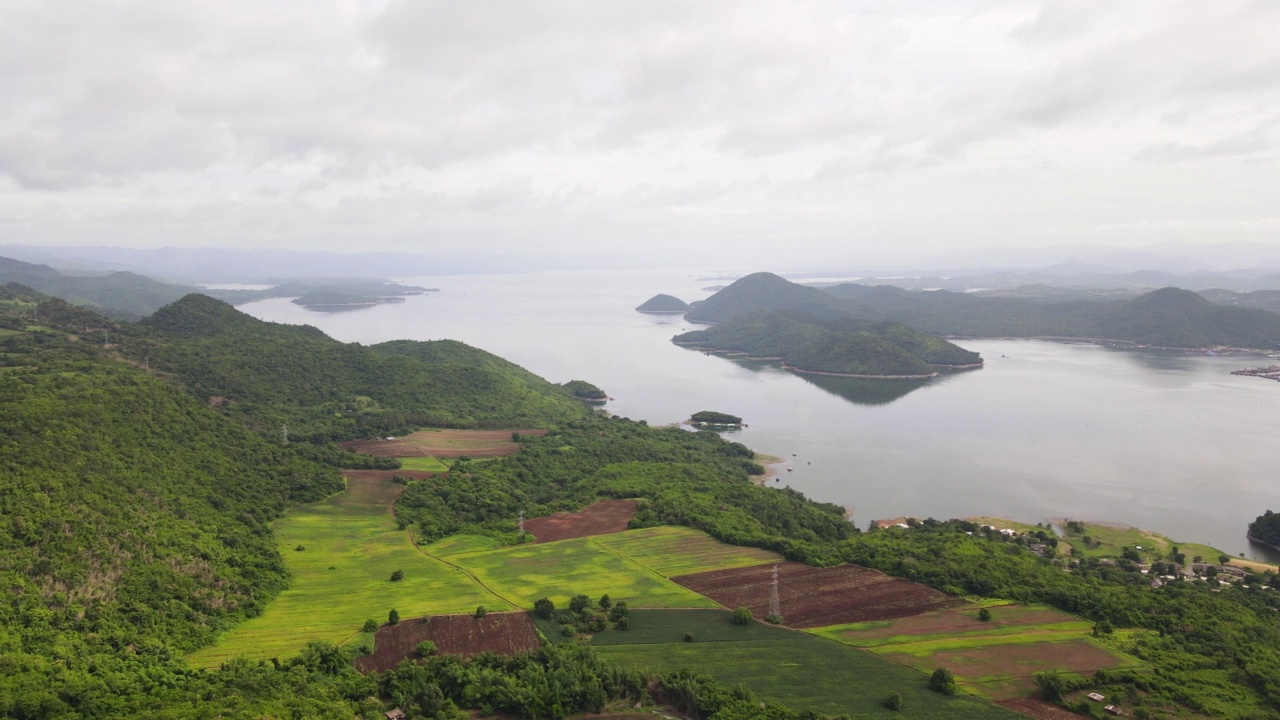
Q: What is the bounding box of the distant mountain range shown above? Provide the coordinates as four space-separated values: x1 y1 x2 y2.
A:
688 272 1280 350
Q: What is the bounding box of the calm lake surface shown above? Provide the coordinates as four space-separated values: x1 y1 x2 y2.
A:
242 270 1280 560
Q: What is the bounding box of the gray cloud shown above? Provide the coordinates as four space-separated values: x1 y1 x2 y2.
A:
0 1 1277 266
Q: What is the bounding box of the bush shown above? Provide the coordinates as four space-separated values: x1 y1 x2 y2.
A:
929 668 955 695
390 569 404 581
978 607 991 621
534 597 556 619
883 692 902 711
733 607 753 625
599 594 612 610
684 632 695 643
295 544 305 551
388 609 400 625
561 625 575 637
416 640 437 657
569 594 591 613
474 606 487 618
361 619 379 633
766 614 783 624
615 617 630 630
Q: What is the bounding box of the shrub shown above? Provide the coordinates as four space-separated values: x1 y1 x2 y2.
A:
569 594 590 613
733 607 753 625
416 640 437 657
294 544 305 551
766 614 783 625
978 607 992 621
929 668 956 695
388 609 400 625
599 594 612 610
684 632 695 643
883 692 902 711
390 569 404 582
474 606 487 618
361 619 379 633
561 625 575 637
615 617 630 630
534 597 556 619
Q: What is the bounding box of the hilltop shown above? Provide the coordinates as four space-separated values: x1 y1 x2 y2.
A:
636 293 690 313
0 254 195 318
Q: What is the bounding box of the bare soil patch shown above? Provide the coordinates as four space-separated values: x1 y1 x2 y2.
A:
341 429 547 458
334 473 406 505
842 604 1081 641
672 562 963 628
355 612 541 673
524 499 639 544
997 698 1089 720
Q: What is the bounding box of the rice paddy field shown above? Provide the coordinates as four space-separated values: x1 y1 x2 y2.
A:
448 537 720 610
186 476 505 668
812 604 1143 700
593 526 783 576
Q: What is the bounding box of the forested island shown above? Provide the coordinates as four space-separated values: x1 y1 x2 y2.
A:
675 308 981 378
1249 511 1280 551
686 272 1280 350
690 410 743 427
292 289 409 311
636 293 690 313
6 284 1280 719
561 379 609 402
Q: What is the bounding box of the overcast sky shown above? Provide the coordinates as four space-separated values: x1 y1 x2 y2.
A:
2 1 1278 269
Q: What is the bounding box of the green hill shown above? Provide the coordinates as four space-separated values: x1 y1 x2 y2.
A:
684 271 849 323
636 293 690 313
674 309 980 377
140 294 590 440
0 255 195 318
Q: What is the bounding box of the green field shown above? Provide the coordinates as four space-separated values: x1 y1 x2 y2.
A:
590 608 794 645
449 537 720 610
813 604 1141 700
0 328 23 337
420 533 505 557
593 620 1022 719
592 526 782 577
397 456 450 472
187 477 505 668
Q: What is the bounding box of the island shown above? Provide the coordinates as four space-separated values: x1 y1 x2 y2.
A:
1248 510 1280 552
1232 365 1280 382
291 290 408 311
561 379 608 403
636 293 690 314
689 410 743 427
674 309 981 378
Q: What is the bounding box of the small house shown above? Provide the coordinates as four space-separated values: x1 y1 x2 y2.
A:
385 710 406 720
1104 705 1123 715
1086 692 1106 702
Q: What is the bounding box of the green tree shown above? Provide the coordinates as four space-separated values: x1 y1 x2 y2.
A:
474 606 487 618
534 597 556 619
929 668 956 695
390 569 404 581
416 640 437 657
389 608 400 625
569 594 591 613
883 692 902 710
978 607 992 621
361 619 379 633
599 594 612 610
733 607 753 625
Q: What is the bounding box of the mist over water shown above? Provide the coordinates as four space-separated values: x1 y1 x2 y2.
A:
242 270 1280 560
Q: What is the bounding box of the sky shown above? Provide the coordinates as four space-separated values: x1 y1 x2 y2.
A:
2 0 1279 270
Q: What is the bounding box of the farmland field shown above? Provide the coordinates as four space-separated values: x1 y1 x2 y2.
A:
186 475 505 668
673 561 963 628
342 468 439 482
355 612 540 673
589 608 794 645
523 499 638 543
594 526 782 576
341 428 547 458
814 604 1141 700
396 455 450 472
449 537 720 610
592 618 1023 719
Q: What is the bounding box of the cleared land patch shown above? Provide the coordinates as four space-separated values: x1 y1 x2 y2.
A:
340 428 547 458
593 526 783 577
593 624 1022 719
673 561 963 628
449 537 719 610
342 468 439 482
524 499 639 543
186 475 504 668
815 604 1139 701
355 612 540 673
396 456 451 472
997 698 1091 720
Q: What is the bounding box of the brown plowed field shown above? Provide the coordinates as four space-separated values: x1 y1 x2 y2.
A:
340 429 547 458
341 469 439 482
672 562 963 628
997 698 1089 720
524 499 639 543
355 612 541 673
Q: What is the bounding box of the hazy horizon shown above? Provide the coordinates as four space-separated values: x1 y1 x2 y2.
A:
2 2 1278 270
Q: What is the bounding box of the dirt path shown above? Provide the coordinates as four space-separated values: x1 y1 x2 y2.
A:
408 528 518 609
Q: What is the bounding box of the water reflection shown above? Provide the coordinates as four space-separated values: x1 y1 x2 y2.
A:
796 373 933 406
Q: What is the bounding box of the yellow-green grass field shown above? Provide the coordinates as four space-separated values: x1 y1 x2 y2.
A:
592 526 782 577
448 537 721 610
420 534 506 557
187 476 504 668
812 604 1142 700
592 618 1023 719
396 456 450 472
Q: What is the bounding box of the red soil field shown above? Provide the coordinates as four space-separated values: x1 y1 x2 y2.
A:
839 604 1079 641
997 698 1090 720
340 429 547 458
523 499 639 544
355 612 541 673
671 562 963 628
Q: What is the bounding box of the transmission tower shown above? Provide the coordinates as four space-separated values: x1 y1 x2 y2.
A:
768 564 781 619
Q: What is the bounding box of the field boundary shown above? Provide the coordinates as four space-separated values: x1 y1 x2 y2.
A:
409 527 520 608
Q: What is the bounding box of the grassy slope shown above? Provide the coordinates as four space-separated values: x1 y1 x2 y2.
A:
593 526 783 577
447 537 721 610
187 476 504 668
397 456 450 471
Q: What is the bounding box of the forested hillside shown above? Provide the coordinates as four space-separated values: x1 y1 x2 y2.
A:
0 255 194 319
673 309 980 376
137 294 591 440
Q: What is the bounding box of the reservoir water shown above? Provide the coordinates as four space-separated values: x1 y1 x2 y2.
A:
242 270 1280 560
